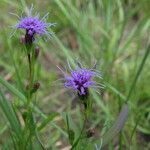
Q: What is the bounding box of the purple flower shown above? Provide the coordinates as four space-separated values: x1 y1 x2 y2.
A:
63 62 102 97
15 6 55 44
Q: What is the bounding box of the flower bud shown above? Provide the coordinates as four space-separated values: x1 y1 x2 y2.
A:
31 82 40 94
33 82 40 90
86 128 95 138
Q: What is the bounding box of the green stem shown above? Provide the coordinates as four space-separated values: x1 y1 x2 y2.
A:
126 43 150 102
119 131 122 150
27 54 32 100
129 115 141 150
26 48 35 149
118 97 122 150
28 54 31 83
71 105 88 150
71 119 86 150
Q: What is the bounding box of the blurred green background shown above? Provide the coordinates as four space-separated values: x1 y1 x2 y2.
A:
0 0 150 149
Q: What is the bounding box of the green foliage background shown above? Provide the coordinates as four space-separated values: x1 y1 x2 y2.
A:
0 0 150 149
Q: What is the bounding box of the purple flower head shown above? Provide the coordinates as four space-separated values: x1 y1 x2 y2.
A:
62 61 103 98
15 6 55 44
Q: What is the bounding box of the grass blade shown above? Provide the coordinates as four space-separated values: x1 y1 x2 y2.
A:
0 90 22 138
0 76 26 101
126 43 150 102
37 112 59 131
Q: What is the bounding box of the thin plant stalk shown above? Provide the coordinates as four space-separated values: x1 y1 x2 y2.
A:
71 98 91 150
71 114 87 150
25 45 36 149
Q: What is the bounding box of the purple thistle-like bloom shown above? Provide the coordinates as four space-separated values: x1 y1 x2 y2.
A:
64 62 102 97
15 6 55 44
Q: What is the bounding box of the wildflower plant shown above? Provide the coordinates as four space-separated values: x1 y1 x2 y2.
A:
4 6 55 149
59 61 104 149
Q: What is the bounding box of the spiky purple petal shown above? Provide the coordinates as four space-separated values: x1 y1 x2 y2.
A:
64 68 98 96
15 8 55 44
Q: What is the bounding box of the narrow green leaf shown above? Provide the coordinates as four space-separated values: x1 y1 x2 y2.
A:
0 90 22 138
37 112 59 131
66 114 75 145
0 75 26 101
68 129 75 145
101 103 129 147
105 82 126 101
